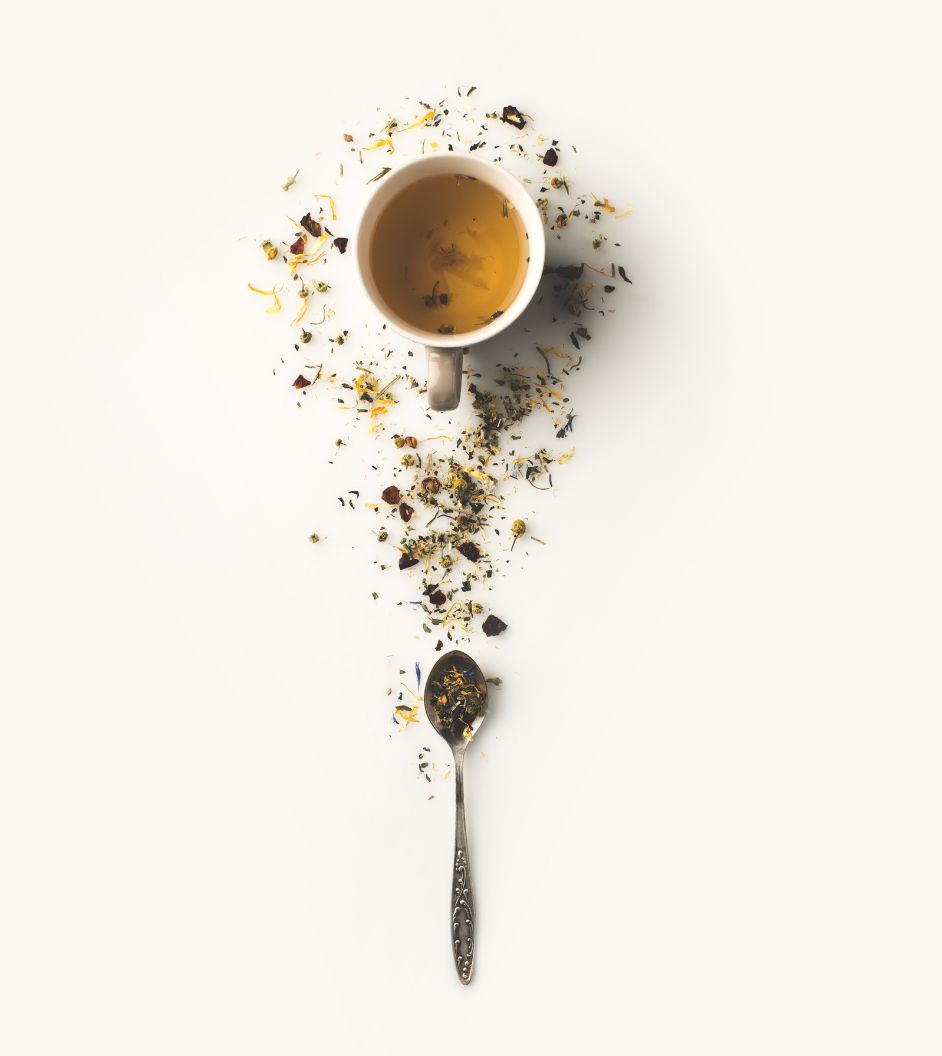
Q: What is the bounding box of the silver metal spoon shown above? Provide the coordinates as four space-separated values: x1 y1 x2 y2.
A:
424 649 489 984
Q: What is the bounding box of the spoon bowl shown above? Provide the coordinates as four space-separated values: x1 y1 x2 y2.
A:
424 649 489 750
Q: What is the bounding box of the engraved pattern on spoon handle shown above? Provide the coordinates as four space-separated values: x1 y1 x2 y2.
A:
452 752 474 984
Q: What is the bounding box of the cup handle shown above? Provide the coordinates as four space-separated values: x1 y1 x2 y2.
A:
426 347 464 411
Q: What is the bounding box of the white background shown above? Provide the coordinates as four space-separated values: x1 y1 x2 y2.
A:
2 1 941 1053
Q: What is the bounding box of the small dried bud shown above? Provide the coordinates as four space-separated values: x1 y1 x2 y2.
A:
401 453 416 467
421 476 442 494
470 602 483 614
511 519 526 538
308 533 320 543
299 330 312 344
393 435 406 448
261 240 278 260
439 554 453 568
377 529 388 542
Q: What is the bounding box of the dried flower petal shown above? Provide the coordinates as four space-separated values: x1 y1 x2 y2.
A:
289 234 306 255
399 502 415 522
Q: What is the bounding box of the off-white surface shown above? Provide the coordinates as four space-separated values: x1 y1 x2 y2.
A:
2 2 941 1054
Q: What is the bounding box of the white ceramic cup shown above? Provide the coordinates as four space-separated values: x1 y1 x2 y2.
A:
354 155 546 411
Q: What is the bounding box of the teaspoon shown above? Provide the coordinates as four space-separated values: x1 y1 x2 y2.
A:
424 649 489 984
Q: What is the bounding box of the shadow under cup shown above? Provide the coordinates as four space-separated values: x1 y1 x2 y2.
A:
355 155 546 411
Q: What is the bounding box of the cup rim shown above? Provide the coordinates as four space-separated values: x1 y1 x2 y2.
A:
353 154 546 348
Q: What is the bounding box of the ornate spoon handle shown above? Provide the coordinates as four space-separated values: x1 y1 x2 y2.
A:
451 750 474 984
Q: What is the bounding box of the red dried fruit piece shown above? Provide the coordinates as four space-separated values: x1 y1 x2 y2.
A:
333 237 349 254
421 476 442 494
457 541 480 562
542 147 558 166
399 503 415 522
429 590 447 607
289 234 306 254
300 213 322 237
343 133 354 142
382 486 401 504
501 105 526 129
292 375 311 389
399 554 419 570
482 614 507 637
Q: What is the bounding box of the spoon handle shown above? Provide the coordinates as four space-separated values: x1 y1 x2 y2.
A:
452 750 474 984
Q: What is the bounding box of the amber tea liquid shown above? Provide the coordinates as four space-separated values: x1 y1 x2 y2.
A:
370 173 529 336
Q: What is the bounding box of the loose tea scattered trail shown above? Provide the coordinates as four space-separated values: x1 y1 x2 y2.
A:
247 87 632 750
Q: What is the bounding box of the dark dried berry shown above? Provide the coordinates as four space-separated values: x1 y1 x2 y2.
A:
399 554 419 570
501 105 526 129
300 213 321 237
435 639 444 652
457 541 481 562
482 614 508 637
421 476 442 494
399 502 415 522
289 234 306 254
429 590 447 607
333 237 349 254
542 147 558 166
381 485 401 504
292 375 311 389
